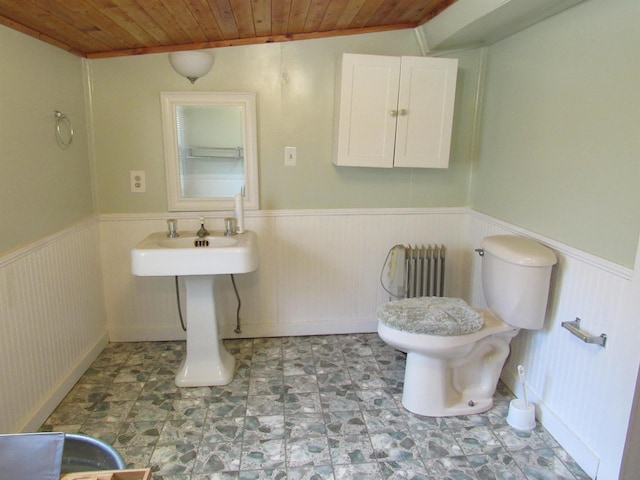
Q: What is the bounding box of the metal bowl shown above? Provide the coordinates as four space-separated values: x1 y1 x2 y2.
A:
61 433 125 473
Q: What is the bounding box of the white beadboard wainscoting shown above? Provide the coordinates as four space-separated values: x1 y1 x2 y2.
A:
3 208 637 479
468 211 637 480
100 208 468 342
0 217 108 433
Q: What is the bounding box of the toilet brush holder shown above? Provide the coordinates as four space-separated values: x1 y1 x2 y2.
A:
507 399 536 431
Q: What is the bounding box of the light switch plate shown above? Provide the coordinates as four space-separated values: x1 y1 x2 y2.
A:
284 147 297 166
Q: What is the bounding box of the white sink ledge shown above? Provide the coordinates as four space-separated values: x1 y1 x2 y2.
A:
131 230 258 276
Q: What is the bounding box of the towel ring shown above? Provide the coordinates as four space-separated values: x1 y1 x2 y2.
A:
54 110 74 148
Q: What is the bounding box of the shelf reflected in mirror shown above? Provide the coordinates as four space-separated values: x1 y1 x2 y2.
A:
161 92 259 211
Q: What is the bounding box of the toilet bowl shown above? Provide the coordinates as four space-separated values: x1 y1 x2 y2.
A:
379 304 518 416
377 235 557 417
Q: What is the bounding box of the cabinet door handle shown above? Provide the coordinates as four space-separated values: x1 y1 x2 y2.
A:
399 109 408 116
391 110 398 117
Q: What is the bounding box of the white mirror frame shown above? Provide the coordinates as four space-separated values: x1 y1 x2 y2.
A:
161 91 259 211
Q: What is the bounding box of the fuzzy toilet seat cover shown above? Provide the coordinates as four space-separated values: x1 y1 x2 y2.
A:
377 297 484 336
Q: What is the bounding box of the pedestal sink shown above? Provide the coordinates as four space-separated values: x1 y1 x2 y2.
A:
131 230 258 387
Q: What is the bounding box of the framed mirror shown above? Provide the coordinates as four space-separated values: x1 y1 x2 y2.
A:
161 92 259 211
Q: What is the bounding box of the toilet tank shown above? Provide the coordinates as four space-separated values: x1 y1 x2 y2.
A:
481 235 557 330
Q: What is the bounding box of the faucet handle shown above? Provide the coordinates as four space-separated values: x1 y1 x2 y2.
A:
224 217 237 236
166 218 179 238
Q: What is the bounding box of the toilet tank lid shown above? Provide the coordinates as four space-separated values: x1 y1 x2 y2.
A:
481 235 557 266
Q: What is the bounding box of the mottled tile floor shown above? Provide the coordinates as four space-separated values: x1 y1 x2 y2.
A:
41 334 591 479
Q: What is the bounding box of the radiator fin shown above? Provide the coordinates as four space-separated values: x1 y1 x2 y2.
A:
404 244 446 298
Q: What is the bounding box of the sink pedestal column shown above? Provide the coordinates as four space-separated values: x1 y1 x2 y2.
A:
175 275 235 387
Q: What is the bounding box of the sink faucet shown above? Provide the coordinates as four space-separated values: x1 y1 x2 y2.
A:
196 217 209 238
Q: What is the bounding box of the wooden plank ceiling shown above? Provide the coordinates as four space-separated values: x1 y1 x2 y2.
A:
0 0 456 58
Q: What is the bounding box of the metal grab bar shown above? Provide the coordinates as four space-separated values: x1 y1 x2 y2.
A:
561 318 607 347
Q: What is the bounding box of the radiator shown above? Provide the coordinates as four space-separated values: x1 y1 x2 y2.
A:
387 244 445 298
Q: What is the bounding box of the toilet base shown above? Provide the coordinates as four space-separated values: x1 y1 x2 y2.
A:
402 382 494 416
399 327 517 417
402 396 494 417
401 351 494 417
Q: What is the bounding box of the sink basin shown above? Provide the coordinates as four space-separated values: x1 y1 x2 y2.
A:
131 230 258 276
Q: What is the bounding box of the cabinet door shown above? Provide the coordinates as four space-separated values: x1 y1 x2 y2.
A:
333 54 400 168
393 56 458 168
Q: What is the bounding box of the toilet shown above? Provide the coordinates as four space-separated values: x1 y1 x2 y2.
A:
377 235 557 417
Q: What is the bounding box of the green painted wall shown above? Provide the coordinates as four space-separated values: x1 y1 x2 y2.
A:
90 31 479 213
4 0 635 267
471 0 640 267
0 25 93 254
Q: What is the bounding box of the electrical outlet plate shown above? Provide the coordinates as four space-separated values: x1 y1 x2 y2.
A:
130 170 146 192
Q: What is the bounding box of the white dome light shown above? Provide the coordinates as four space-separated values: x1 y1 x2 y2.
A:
168 51 214 84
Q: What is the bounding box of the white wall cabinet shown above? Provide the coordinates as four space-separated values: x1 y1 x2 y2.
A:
333 53 458 168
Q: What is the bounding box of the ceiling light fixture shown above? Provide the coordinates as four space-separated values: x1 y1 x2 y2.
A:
168 51 214 84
